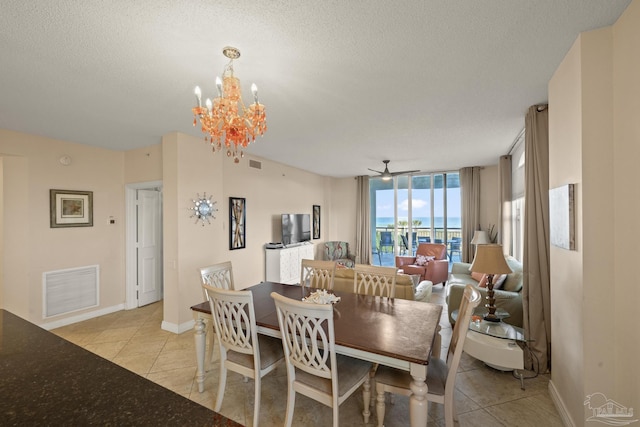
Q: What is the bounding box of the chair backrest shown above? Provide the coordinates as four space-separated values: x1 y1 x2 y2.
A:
199 262 234 300
450 238 462 250
324 241 350 261
415 243 447 260
205 286 260 365
379 231 393 245
445 285 481 388
271 292 337 382
300 259 337 290
400 234 409 251
405 232 417 248
353 264 397 298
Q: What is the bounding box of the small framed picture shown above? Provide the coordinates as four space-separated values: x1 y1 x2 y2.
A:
229 197 246 250
313 205 321 239
50 189 93 228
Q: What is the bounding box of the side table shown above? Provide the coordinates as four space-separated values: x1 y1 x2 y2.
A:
452 309 527 389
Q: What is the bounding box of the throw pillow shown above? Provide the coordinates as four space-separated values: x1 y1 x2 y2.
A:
471 271 484 282
493 274 508 289
415 255 435 266
478 274 508 289
478 274 488 288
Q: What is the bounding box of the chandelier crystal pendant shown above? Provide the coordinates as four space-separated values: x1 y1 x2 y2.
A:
192 46 267 163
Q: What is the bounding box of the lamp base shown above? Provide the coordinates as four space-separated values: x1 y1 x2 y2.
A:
483 313 501 322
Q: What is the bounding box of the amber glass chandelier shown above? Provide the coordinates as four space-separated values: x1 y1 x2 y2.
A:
192 46 267 163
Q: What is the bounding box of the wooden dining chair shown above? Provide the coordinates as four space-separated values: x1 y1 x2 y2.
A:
198 262 235 366
271 292 374 427
300 259 337 290
199 261 235 291
353 264 397 298
374 284 481 427
205 286 285 427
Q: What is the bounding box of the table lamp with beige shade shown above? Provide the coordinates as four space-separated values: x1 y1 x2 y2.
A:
470 230 489 246
470 244 512 322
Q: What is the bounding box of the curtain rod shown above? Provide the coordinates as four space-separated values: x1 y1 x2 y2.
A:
508 127 525 155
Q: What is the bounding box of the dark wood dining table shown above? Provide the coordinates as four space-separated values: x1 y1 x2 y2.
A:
191 281 443 427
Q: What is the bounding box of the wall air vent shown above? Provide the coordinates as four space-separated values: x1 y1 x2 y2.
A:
43 265 99 318
249 159 262 170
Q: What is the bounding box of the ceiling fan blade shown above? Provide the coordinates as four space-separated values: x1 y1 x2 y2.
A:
390 169 420 176
368 168 383 174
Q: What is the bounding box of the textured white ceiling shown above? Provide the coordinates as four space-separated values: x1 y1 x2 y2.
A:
0 0 631 177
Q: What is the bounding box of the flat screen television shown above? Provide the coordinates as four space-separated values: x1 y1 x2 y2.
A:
281 214 311 245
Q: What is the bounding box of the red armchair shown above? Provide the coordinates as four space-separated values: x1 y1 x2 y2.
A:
395 243 449 285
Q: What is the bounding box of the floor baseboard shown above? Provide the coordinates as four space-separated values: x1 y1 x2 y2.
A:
40 304 125 330
549 379 576 427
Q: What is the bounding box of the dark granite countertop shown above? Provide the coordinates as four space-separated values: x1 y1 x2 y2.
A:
0 309 242 426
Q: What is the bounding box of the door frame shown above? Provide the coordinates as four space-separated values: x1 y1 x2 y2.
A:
125 180 163 309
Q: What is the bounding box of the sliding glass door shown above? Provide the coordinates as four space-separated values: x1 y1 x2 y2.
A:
370 172 461 266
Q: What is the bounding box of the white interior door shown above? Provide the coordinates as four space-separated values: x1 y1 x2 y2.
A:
137 189 162 306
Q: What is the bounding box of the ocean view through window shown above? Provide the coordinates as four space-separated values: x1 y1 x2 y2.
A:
370 172 461 266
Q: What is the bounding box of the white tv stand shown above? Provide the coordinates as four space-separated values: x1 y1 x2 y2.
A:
265 242 314 284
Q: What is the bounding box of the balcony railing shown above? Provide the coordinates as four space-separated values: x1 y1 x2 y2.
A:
373 227 463 267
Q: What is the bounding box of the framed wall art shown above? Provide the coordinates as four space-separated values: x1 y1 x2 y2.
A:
50 189 93 228
313 205 321 239
229 197 246 250
549 183 575 250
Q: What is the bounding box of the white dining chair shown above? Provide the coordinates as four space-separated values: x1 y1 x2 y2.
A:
374 284 481 427
300 259 337 290
198 261 235 367
205 286 284 427
271 292 373 427
352 263 398 410
199 261 235 291
353 264 397 298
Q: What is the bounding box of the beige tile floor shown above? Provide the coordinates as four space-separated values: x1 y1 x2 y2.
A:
52 285 563 426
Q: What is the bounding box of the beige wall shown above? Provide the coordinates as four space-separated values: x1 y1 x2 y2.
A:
124 144 163 183
611 0 640 405
1 128 357 330
548 1 640 424
0 129 126 323
548 33 586 425
160 132 358 329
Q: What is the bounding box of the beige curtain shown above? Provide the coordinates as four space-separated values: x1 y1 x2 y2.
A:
459 167 480 263
499 155 512 254
355 176 371 265
523 105 551 373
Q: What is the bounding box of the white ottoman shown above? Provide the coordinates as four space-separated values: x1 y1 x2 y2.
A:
414 280 433 303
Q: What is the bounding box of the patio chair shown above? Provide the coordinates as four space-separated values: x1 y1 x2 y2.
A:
448 237 462 261
406 232 418 255
378 231 394 253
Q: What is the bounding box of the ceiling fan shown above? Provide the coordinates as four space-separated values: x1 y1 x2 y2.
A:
368 160 419 180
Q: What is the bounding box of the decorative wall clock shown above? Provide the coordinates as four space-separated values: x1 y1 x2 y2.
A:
190 193 218 226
